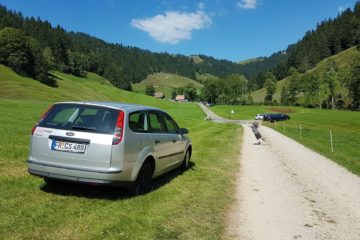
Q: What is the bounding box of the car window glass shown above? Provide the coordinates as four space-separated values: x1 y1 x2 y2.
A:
40 104 117 134
73 108 98 128
52 108 77 124
162 113 179 134
129 111 148 132
149 112 166 133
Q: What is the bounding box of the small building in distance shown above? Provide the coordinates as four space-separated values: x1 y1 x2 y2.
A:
175 95 186 102
154 92 165 99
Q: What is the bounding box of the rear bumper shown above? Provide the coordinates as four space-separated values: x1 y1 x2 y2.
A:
27 159 133 187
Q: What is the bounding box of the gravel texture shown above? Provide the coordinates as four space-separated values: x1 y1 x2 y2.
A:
226 124 360 240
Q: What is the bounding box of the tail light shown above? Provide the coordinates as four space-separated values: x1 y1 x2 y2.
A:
112 110 124 145
31 105 54 135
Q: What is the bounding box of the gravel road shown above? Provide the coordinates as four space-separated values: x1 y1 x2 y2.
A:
197 104 360 240
226 124 360 240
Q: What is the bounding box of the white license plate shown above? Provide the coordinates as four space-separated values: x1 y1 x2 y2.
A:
51 140 86 154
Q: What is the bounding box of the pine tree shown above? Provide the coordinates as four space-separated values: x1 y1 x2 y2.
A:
263 71 277 104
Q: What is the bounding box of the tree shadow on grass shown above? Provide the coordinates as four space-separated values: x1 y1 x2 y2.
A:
40 161 196 200
42 72 61 88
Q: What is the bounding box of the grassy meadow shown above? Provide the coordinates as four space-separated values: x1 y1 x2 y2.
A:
0 65 242 239
211 105 277 120
212 104 360 176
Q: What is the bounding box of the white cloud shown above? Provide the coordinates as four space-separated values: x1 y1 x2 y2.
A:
198 2 205 10
131 11 212 44
237 0 257 9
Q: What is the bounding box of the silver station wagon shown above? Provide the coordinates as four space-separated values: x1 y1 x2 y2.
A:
28 102 192 194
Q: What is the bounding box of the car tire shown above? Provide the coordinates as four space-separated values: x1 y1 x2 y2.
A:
181 149 191 170
129 162 153 196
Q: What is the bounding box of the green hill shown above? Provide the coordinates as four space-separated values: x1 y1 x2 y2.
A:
251 47 359 105
195 72 220 83
251 77 288 103
238 57 263 65
132 72 203 98
190 55 204 64
0 64 170 107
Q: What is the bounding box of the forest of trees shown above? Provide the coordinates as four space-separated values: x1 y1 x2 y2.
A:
287 4 360 73
197 47 292 91
249 2 360 92
200 74 250 105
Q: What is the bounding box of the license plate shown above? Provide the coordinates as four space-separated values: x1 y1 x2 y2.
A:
51 140 86 154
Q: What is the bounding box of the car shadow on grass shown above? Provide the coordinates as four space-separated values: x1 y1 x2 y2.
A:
40 161 196 200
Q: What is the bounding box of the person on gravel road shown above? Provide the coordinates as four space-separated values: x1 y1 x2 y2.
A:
251 121 265 145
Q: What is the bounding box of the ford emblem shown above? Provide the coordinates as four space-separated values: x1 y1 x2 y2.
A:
66 132 75 136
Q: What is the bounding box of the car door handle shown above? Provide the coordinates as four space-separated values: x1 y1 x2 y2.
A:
154 140 160 144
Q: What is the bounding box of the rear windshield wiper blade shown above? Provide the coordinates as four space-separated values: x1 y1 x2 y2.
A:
71 126 97 131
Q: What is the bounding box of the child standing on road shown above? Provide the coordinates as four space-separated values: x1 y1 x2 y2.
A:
251 121 265 144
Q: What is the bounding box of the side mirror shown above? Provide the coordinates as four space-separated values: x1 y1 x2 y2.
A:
178 128 189 135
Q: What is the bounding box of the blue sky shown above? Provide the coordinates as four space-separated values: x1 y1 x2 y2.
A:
0 0 358 61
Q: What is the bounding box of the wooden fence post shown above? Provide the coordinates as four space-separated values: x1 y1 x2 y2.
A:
330 130 334 153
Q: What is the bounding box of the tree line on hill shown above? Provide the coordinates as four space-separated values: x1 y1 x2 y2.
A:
144 74 251 105
251 2 360 110
282 56 360 110
172 74 251 105
197 50 290 90
287 4 360 73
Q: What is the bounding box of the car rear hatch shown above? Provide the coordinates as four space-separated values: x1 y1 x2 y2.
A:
30 103 121 171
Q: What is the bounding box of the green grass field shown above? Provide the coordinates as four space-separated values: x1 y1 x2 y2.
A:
0 65 242 239
211 105 279 120
132 73 203 99
211 104 360 176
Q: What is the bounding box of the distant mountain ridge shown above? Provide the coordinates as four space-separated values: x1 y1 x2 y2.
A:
0 4 289 90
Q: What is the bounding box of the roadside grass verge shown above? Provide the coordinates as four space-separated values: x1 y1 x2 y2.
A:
211 105 279 120
211 105 360 176
0 66 242 239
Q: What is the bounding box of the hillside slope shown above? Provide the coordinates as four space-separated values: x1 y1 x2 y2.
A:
251 47 359 104
0 64 173 108
132 73 203 98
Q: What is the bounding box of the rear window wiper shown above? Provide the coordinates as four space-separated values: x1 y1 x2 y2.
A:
71 126 97 131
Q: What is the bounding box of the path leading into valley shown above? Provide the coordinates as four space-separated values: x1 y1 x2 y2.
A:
199 104 360 240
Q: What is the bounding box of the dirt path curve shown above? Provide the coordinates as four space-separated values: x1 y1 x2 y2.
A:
197 103 250 124
197 104 360 240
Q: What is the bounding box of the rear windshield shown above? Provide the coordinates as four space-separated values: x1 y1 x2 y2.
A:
39 104 119 134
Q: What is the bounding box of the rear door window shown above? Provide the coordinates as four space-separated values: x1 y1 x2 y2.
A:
39 104 118 134
129 111 148 132
148 111 166 133
162 112 179 134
